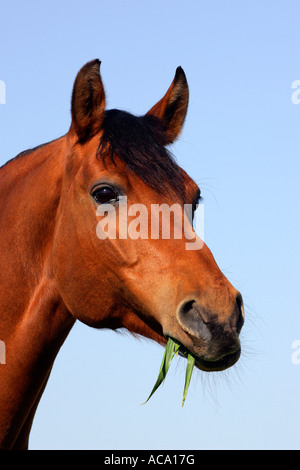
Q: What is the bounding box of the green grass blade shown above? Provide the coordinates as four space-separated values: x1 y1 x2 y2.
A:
143 337 177 404
182 353 195 407
143 338 195 406
174 342 180 356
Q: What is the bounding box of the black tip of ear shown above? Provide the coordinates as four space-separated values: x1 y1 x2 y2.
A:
77 59 101 77
175 66 187 84
93 58 101 67
85 58 101 72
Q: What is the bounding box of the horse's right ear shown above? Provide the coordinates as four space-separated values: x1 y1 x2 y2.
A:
70 59 105 142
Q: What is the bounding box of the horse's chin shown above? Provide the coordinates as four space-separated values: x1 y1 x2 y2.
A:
185 346 240 372
167 338 241 372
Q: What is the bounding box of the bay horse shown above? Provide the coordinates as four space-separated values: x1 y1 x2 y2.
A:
0 60 244 449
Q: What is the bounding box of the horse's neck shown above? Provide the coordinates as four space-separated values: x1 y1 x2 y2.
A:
0 136 67 323
0 136 75 449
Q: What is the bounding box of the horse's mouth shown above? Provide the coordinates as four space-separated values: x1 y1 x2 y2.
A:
129 309 241 372
176 341 241 372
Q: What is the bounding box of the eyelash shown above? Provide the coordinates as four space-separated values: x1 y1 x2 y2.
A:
193 192 202 210
91 186 201 211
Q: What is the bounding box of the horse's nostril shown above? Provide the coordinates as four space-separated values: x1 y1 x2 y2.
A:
235 293 244 334
177 299 211 341
180 299 196 315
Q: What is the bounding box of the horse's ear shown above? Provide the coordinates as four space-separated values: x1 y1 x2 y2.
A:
146 67 189 144
70 59 105 142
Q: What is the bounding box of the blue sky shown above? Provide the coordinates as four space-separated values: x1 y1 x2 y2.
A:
1 0 300 450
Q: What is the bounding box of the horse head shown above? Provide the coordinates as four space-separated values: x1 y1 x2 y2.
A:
52 59 244 372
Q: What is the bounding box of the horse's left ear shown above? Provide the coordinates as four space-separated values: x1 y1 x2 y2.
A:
70 59 105 142
146 67 189 144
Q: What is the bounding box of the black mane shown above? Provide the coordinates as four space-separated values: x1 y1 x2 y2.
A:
98 109 185 199
1 110 186 201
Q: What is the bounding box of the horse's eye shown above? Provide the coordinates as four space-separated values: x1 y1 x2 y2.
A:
92 186 118 204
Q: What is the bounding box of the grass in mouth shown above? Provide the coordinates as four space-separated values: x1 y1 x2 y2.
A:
143 337 195 406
